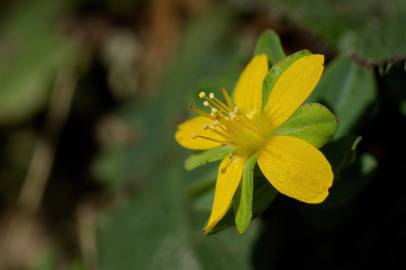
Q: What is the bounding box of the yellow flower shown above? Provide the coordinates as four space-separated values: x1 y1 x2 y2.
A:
175 54 333 233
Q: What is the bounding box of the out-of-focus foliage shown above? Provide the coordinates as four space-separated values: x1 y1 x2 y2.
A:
268 0 406 63
0 1 76 124
310 57 376 137
0 0 405 269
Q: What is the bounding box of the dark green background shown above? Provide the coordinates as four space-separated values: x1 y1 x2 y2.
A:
0 0 405 269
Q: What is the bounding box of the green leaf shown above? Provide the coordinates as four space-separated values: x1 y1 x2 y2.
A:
262 50 311 107
267 0 406 63
322 135 362 173
273 103 337 148
254 30 286 64
184 145 233 171
309 57 376 137
234 155 256 234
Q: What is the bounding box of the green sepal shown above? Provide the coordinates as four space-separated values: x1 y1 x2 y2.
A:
233 155 256 234
254 30 286 65
184 145 233 171
273 103 337 148
262 49 311 107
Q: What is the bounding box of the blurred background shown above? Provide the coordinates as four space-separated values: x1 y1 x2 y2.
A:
0 0 405 269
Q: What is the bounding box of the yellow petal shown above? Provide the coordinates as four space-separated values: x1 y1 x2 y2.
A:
175 116 223 150
257 136 333 203
204 155 245 233
264 54 324 128
233 54 268 117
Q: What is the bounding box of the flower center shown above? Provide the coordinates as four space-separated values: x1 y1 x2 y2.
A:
191 89 268 156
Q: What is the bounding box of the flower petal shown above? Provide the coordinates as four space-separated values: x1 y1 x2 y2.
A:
204 155 245 233
264 54 324 128
175 116 223 150
233 54 268 117
257 136 333 203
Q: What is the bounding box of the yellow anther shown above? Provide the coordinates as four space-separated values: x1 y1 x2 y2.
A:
211 107 218 114
209 92 215 99
199 91 206 98
203 101 210 107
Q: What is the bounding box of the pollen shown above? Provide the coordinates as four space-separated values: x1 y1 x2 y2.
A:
199 91 206 98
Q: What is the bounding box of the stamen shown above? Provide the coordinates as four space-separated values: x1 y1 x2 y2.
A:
193 135 226 144
216 122 228 132
191 88 267 152
208 126 229 138
204 96 229 113
220 87 234 109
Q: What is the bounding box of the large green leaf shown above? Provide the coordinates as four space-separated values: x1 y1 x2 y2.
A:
309 57 376 137
267 0 406 63
274 103 337 148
